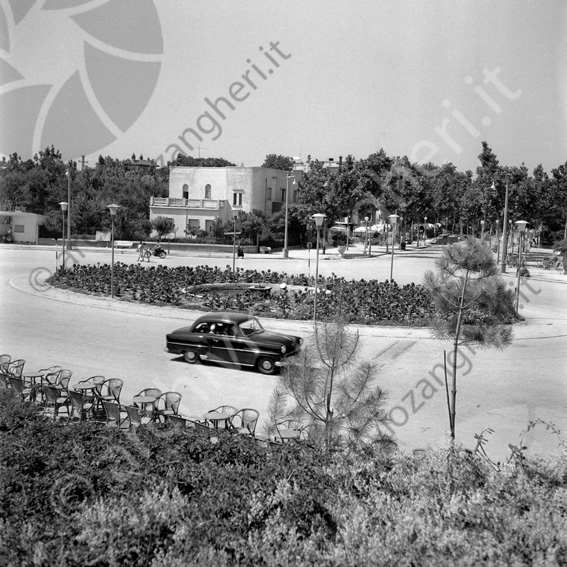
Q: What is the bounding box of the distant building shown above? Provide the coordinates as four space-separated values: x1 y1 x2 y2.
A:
149 166 302 236
0 211 45 244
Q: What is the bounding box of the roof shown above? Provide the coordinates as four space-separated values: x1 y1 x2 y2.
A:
194 312 255 325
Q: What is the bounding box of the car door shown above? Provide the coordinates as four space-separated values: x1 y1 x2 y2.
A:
206 323 243 366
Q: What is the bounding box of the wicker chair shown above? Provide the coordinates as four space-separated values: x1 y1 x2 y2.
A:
7 376 33 402
101 400 129 429
133 387 162 415
42 385 70 421
97 379 123 404
229 408 259 437
4 359 25 379
68 390 95 422
0 355 11 386
125 405 152 428
209 405 238 417
154 392 182 422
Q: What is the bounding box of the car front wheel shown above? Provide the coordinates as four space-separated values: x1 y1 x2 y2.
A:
184 350 199 364
158 251 166 259
257 356 276 375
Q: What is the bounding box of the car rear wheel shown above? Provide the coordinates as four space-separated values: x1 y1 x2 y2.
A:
257 356 276 375
158 251 166 259
184 350 199 364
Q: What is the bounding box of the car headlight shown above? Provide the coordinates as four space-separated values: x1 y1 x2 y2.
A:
281 345 287 354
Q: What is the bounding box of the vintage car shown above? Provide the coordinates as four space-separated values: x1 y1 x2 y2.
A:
165 312 302 375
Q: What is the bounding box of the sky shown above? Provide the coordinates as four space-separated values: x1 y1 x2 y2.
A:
1 0 567 174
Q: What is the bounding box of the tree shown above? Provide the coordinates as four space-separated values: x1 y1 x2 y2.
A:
260 154 294 171
424 238 515 441
168 155 236 167
268 317 393 453
553 239 567 274
151 216 175 240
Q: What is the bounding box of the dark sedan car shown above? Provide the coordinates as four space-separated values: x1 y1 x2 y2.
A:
165 312 302 375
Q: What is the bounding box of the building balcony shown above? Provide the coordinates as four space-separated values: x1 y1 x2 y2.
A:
150 197 223 209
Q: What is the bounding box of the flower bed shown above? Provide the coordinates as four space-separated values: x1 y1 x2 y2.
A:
48 263 437 326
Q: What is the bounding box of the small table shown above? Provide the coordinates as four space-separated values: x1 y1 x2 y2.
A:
203 411 231 429
132 395 158 414
22 371 46 387
278 429 301 442
74 382 98 391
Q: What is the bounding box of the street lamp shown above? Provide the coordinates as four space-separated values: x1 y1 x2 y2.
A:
107 204 120 298
515 220 528 314
424 216 427 245
66 162 72 251
312 213 326 323
480 219 485 241
283 174 295 258
495 219 500 264
364 216 369 256
496 179 511 273
232 209 238 272
59 201 68 269
389 214 399 282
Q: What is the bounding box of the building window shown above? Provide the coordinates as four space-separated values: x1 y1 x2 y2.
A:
205 219 214 232
267 188 272 201
205 184 211 199
182 184 189 199
13 225 24 233
281 188 286 202
186 219 200 234
233 193 243 206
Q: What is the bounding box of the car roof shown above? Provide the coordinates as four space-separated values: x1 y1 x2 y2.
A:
193 312 256 325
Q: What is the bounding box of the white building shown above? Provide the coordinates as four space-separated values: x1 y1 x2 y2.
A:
0 211 45 244
150 166 302 235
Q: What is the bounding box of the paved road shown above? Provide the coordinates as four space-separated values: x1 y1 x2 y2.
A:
1 243 565 461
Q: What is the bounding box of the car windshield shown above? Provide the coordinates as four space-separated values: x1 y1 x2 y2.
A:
238 317 264 336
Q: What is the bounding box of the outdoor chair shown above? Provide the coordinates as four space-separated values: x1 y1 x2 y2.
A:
55 370 73 391
0 354 11 378
23 365 62 387
167 414 188 429
97 379 123 404
68 390 95 422
4 359 25 380
125 405 152 428
229 408 259 437
209 405 238 417
133 387 162 415
101 400 129 429
8 376 33 402
153 392 182 422
42 385 70 421
274 419 305 443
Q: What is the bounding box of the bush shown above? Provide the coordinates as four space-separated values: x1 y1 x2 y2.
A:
1 398 566 565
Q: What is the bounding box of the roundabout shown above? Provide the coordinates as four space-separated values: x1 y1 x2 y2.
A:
2 243 566 462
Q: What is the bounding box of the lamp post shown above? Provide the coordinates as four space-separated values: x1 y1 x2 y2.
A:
389 214 399 282
107 204 120 298
232 210 238 272
424 216 427 245
283 175 295 258
495 219 500 264
515 220 527 313
497 179 511 273
364 216 369 255
480 219 485 241
66 162 72 251
59 201 68 269
312 213 326 323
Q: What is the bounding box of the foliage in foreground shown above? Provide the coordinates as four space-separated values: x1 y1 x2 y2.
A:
1 392 566 567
